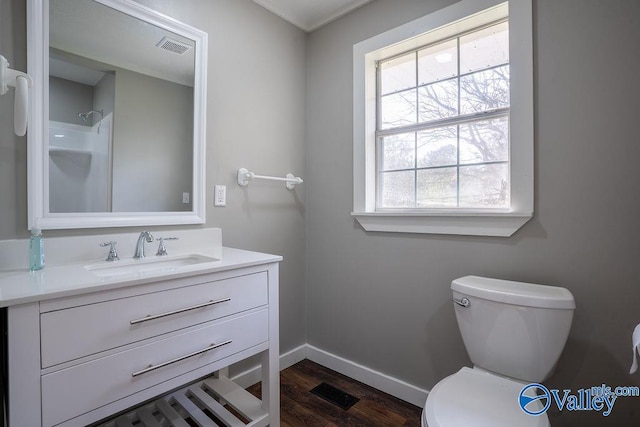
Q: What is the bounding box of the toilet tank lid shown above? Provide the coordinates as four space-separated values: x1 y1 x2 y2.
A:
451 276 575 309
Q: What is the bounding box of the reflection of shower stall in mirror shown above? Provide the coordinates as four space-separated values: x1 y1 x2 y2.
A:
48 113 113 213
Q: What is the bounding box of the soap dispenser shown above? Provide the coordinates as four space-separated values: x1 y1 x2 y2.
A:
29 227 44 271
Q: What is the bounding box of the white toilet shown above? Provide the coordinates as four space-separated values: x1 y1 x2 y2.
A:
422 276 575 427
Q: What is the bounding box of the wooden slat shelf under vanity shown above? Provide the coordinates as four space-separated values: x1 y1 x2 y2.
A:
98 376 269 427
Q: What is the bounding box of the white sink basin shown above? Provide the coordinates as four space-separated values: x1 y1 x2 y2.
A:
85 254 218 278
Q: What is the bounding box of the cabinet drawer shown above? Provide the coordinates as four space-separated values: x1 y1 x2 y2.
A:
41 272 267 368
41 309 268 427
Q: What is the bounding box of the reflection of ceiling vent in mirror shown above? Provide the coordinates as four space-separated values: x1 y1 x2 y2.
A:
156 37 192 55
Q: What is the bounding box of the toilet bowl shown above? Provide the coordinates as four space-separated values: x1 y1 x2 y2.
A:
422 276 575 427
422 367 548 427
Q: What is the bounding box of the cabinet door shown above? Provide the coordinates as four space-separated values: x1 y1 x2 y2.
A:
41 272 267 367
41 309 268 427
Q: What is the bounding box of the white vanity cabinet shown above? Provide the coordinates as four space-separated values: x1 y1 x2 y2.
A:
5 261 280 426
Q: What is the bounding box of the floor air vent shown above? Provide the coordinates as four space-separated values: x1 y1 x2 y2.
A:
310 382 360 410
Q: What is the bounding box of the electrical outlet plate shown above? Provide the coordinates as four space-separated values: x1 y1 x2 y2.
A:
214 185 226 206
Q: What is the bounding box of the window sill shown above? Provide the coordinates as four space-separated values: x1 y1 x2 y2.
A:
351 211 532 237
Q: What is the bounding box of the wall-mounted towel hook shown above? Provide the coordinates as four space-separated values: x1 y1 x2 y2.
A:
237 168 303 190
0 55 33 136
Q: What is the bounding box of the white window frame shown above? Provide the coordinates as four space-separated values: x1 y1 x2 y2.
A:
352 0 533 237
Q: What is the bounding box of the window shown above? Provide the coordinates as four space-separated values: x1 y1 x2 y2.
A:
378 21 510 209
353 0 533 236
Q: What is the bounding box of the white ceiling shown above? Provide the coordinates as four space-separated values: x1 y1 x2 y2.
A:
252 0 374 32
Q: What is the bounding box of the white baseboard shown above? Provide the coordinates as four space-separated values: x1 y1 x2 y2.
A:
306 345 428 407
230 344 428 408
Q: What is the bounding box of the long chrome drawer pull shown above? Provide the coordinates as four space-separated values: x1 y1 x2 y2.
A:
131 340 232 377
130 297 231 325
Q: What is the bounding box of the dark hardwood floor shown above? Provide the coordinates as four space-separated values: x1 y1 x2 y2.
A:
247 359 423 426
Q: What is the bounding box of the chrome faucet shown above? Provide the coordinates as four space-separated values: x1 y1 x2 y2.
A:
133 231 154 259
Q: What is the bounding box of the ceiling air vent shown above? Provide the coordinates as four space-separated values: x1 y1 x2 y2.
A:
156 37 193 55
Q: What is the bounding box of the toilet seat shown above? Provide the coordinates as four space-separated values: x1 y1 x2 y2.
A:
423 367 549 427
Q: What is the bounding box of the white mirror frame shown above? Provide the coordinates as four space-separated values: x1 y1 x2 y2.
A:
27 0 207 230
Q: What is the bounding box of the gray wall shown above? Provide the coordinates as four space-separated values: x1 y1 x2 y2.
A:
306 0 640 425
111 67 193 212
0 0 307 359
49 76 93 125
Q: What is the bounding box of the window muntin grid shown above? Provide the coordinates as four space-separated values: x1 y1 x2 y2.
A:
376 20 510 210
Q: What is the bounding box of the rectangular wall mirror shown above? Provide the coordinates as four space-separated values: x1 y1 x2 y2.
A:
27 0 207 230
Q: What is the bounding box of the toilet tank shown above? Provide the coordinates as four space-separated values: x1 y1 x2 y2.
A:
452 276 575 383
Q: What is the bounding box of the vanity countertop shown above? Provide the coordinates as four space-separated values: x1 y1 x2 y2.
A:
0 228 281 308
0 246 281 308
